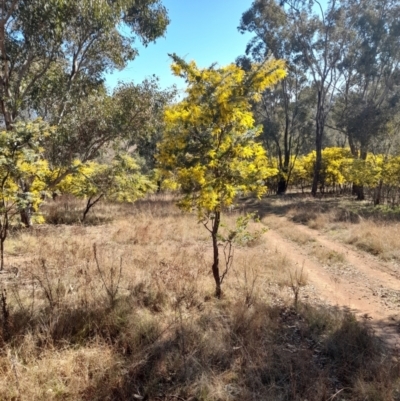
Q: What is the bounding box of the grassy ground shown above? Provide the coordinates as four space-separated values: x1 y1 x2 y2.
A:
0 194 399 400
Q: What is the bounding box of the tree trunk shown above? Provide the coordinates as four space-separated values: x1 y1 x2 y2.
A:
349 138 366 200
211 211 221 298
0 213 8 271
0 236 4 271
312 92 324 197
374 180 383 206
312 136 323 197
277 176 287 195
279 96 290 195
277 150 290 195
352 184 365 200
82 194 104 222
20 207 32 228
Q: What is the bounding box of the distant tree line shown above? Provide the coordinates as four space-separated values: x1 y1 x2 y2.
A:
238 0 400 200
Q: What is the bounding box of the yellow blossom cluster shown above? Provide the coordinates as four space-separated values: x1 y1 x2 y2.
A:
158 57 286 215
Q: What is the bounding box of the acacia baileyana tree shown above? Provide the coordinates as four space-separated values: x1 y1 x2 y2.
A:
158 55 285 297
56 154 155 221
0 119 51 269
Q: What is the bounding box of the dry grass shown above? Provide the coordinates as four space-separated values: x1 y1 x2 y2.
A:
287 205 361 231
344 221 400 261
262 215 315 246
311 246 347 266
0 195 398 400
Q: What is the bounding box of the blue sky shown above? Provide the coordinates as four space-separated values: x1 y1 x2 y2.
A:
105 0 254 93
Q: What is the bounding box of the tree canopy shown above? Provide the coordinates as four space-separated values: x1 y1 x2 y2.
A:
0 0 170 227
239 0 400 196
0 0 169 130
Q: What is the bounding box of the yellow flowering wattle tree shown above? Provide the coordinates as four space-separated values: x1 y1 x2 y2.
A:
56 155 156 221
157 55 286 297
0 120 52 269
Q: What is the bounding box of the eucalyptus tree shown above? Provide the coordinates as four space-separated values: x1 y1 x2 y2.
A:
257 83 314 193
332 0 400 200
239 0 314 193
0 0 169 129
46 78 173 172
241 0 351 196
0 0 170 225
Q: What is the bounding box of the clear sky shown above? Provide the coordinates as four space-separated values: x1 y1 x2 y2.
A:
105 0 254 93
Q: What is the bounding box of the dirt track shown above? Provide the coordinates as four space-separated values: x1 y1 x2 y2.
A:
264 215 400 349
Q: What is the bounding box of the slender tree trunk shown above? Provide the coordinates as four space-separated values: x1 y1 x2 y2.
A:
0 236 4 271
312 134 323 197
352 184 365 201
20 207 32 228
19 185 33 228
312 92 324 197
211 211 221 298
277 175 287 195
277 81 291 195
374 180 383 206
277 150 291 195
82 194 104 222
353 147 368 200
348 135 366 200
0 213 8 271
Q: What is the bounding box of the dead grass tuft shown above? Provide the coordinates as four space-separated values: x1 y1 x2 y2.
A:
312 246 347 266
345 221 400 260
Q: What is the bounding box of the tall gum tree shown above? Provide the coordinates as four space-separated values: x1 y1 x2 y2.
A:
241 0 350 196
157 55 285 298
331 0 400 201
0 0 169 129
0 0 169 226
238 0 314 193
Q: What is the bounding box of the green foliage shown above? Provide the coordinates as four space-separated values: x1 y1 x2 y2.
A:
47 78 173 169
240 0 400 196
0 0 171 223
219 213 267 247
238 0 315 194
0 0 170 129
332 0 400 159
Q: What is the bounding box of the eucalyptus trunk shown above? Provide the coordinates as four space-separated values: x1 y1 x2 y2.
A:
349 137 366 201
312 95 324 197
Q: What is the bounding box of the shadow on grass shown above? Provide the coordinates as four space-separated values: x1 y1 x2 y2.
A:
10 296 392 401
240 195 345 222
2 288 399 400
241 193 400 225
